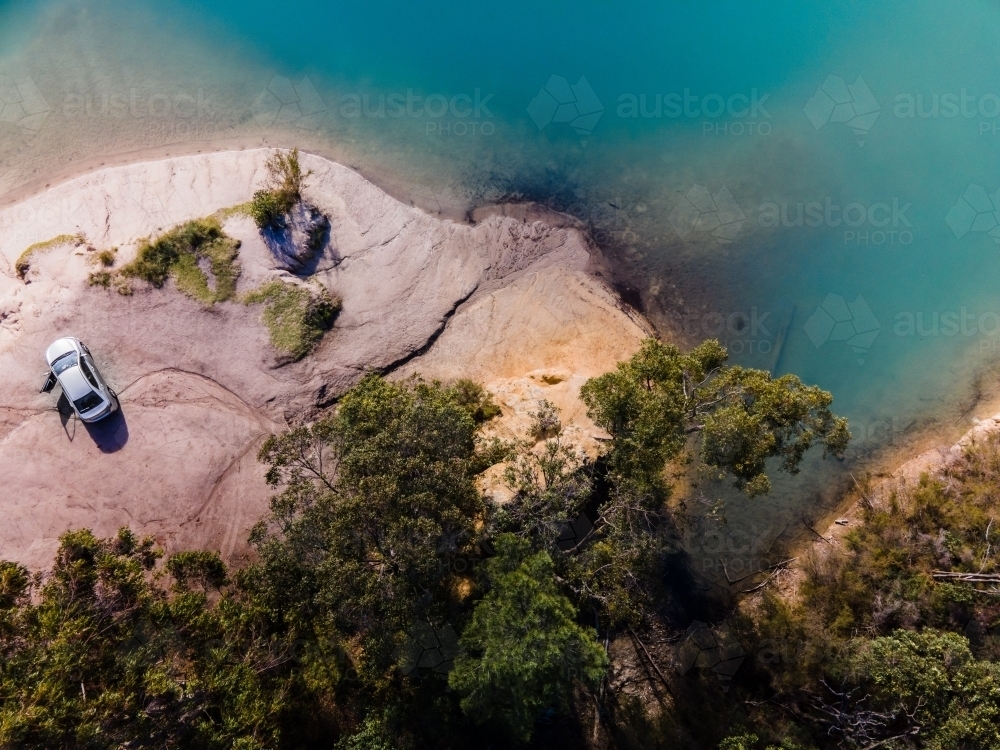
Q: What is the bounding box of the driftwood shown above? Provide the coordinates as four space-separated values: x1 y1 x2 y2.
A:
931 570 1000 582
628 628 674 697
741 558 796 594
807 526 833 544
722 557 797 585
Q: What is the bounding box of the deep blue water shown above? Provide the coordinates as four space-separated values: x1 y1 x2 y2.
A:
4 0 1000 539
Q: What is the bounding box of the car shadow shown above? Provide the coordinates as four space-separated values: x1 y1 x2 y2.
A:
56 392 77 441
84 408 129 453
56 392 129 453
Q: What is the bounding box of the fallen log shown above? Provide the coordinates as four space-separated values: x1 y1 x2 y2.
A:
932 570 1000 582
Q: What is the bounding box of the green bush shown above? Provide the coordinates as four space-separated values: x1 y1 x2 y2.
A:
799 440 1000 642
249 189 289 230
0 528 300 749
119 217 241 303
451 379 501 424
95 247 117 267
243 280 340 360
87 270 113 288
249 149 312 230
832 630 1000 749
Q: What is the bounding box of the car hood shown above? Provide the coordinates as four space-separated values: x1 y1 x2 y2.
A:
58 365 96 402
45 338 79 366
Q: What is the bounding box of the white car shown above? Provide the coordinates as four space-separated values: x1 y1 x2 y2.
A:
42 337 119 423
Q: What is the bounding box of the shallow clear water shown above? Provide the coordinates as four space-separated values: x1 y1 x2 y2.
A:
4 0 1000 557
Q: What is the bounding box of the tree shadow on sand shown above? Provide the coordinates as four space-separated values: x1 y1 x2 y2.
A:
56 392 129 453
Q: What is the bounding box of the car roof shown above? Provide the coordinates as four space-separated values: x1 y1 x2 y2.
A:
45 337 81 365
58 364 97 402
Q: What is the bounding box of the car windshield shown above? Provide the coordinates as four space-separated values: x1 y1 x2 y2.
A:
73 391 104 414
51 351 78 375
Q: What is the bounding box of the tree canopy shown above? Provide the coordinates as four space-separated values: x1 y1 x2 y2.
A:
580 339 850 496
0 340 861 748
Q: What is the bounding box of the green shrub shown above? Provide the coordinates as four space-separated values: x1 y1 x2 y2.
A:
449 535 607 744
249 189 289 230
87 270 113 288
799 443 1000 640
739 433 1000 746
249 149 312 230
243 280 340 359
831 630 1000 749
118 217 240 303
95 247 117 267
451 379 501 423
333 717 395 750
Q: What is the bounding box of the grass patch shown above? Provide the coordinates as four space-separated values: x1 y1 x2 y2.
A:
93 248 117 267
249 149 312 230
88 270 113 288
243 280 340 360
15 233 85 279
214 202 254 221
118 217 241 303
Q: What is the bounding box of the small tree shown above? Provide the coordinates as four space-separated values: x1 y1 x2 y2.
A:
449 535 607 744
493 400 590 548
252 374 505 680
580 338 849 497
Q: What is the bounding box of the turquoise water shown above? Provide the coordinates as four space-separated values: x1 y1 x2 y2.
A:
4 0 1000 549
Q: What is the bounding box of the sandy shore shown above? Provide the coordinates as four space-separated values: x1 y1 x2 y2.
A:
1 134 476 223
0 148 650 569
